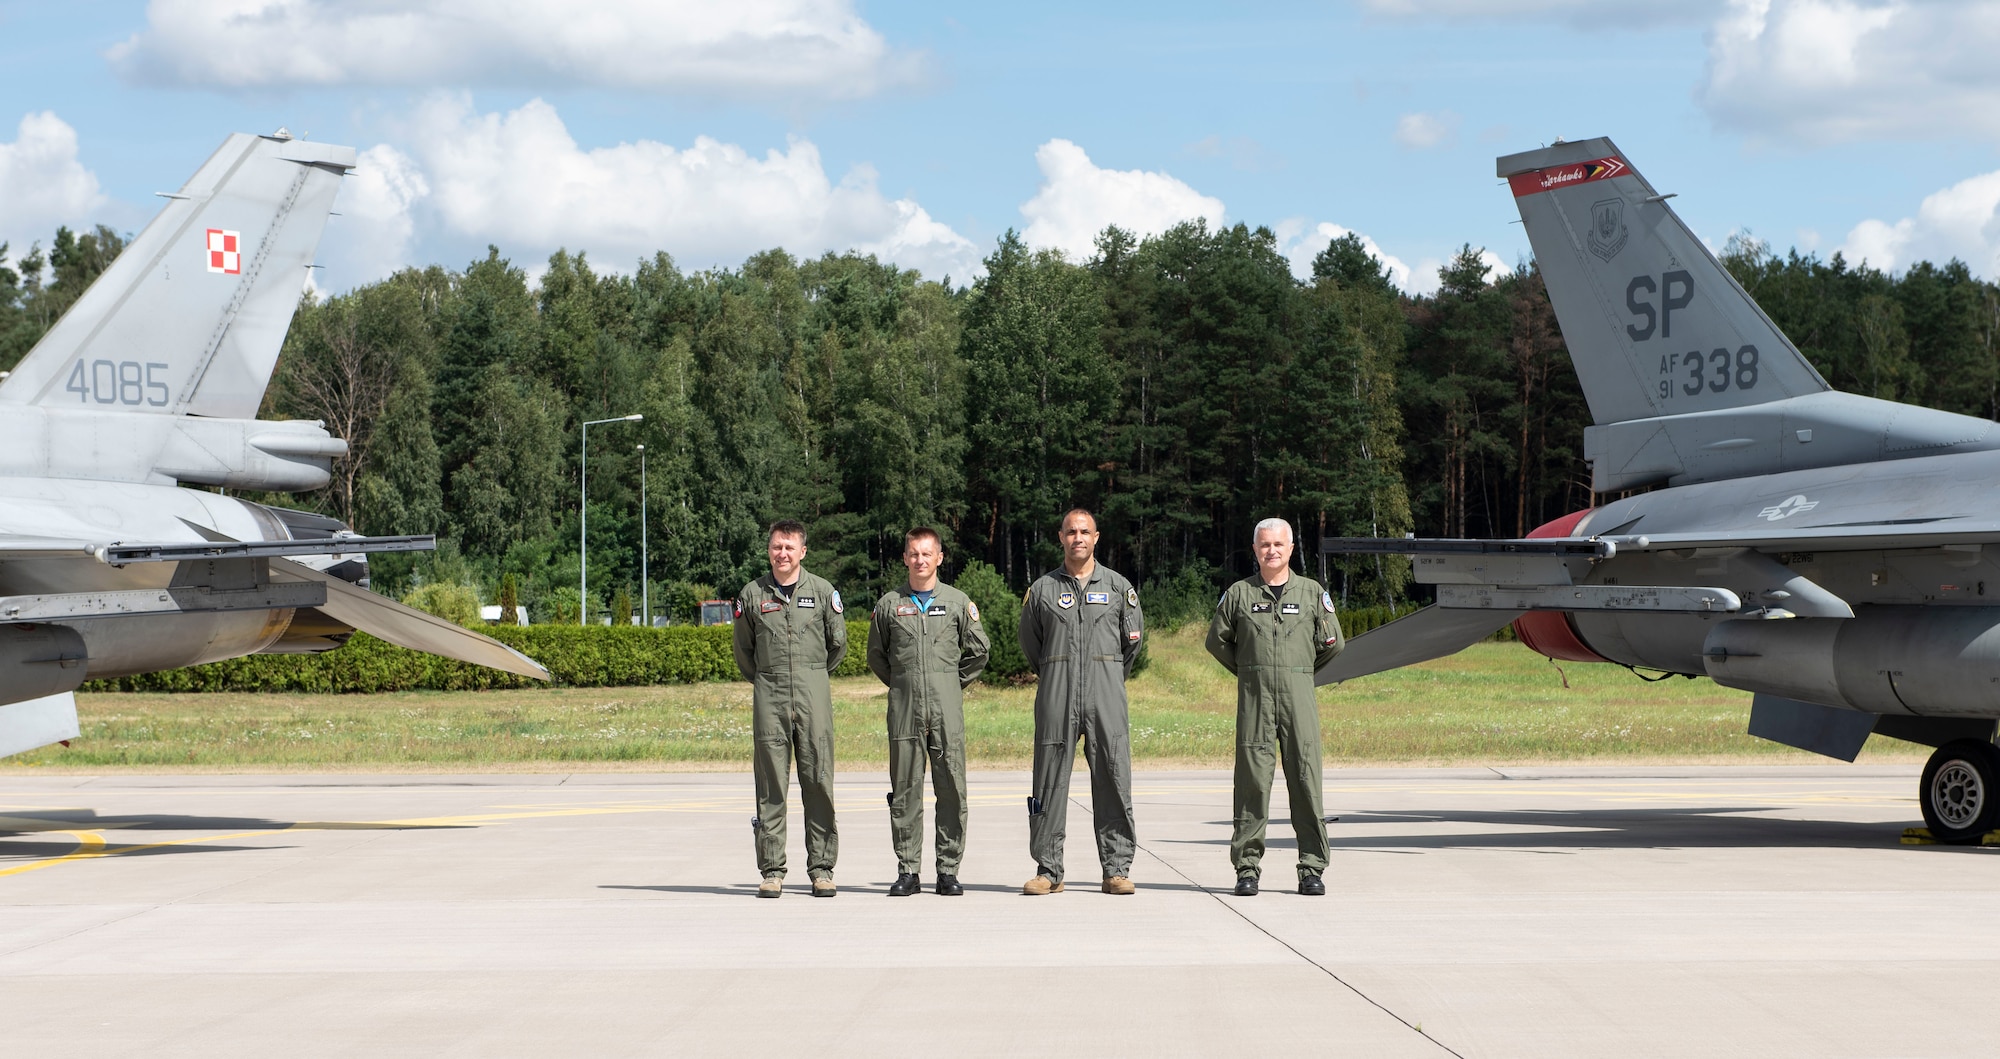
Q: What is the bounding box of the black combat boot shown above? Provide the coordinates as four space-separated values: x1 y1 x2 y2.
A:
934 873 963 896
1298 873 1326 896
888 872 921 897
1233 874 1259 897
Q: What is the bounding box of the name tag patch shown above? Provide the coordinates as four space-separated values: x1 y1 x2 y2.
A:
759 600 783 613
895 604 921 617
927 604 948 616
1086 592 1110 605
1281 603 1301 615
797 597 816 608
1250 602 1272 614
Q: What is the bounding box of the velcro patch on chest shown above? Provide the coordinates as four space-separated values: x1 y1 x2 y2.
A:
759 600 783 613
927 604 948 616
1281 603 1301 615
797 597 816 608
1250 602 1272 614
895 604 921 617
1085 592 1109 605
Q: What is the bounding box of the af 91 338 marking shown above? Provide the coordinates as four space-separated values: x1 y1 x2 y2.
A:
1658 346 1759 400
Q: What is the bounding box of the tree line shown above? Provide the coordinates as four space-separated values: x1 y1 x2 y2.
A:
3 223 1996 624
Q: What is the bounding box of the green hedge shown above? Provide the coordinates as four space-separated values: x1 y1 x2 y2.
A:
83 621 873 693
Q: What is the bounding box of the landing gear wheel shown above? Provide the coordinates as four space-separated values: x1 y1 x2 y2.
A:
1918 739 2000 844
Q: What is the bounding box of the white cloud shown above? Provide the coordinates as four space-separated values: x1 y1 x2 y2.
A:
329 96 976 286
1018 139 1225 260
1393 111 1461 151
1836 169 2000 277
315 144 430 289
1275 219 1508 297
1700 0 2000 144
1276 220 1414 290
1362 0 1717 28
0 112 105 263
108 0 917 99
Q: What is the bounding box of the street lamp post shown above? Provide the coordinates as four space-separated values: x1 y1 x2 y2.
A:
580 413 642 626
637 443 648 628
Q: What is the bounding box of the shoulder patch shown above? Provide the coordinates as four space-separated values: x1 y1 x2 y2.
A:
967 600 981 622
733 600 743 620
1126 586 1139 608
1322 590 1336 613
832 589 844 614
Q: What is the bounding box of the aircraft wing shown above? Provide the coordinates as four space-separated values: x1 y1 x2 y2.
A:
269 558 551 682
0 534 436 562
1315 606 1518 685
1598 521 2000 553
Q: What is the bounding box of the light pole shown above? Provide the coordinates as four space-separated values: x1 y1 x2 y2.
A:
637 442 648 628
580 413 642 626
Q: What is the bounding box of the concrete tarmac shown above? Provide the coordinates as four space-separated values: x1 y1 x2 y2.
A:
1 765 1992 1057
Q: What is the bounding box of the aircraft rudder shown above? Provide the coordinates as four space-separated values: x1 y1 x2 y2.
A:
1499 137 1827 426
0 132 354 421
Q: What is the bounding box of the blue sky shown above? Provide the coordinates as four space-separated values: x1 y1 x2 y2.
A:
5 0 2000 295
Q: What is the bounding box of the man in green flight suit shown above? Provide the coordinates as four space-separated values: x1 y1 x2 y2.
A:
1206 517 1344 896
866 527 991 897
1018 508 1145 896
734 518 848 898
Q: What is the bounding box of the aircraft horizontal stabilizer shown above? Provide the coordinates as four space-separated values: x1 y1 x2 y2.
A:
1315 606 1517 685
0 693 80 759
0 533 436 564
271 558 550 681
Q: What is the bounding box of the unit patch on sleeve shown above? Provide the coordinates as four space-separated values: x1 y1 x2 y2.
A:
1322 591 1336 613
967 600 981 622
832 590 844 614
1127 587 1139 607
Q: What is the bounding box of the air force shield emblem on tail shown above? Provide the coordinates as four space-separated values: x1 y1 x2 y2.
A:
1588 198 1627 261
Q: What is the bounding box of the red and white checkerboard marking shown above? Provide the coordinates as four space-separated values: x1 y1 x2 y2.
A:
206 228 241 274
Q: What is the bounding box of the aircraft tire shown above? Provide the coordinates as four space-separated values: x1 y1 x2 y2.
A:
1918 739 2000 844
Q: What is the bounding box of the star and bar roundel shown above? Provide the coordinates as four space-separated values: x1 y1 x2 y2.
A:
205 228 242 275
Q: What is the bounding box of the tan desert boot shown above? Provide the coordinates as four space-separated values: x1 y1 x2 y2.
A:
1101 876 1136 895
1021 874 1064 895
757 876 783 898
811 876 837 898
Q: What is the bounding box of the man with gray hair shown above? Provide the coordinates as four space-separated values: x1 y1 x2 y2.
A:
1204 517 1344 896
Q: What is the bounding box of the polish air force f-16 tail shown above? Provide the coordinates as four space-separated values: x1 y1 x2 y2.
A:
0 130 547 758
1323 137 2000 841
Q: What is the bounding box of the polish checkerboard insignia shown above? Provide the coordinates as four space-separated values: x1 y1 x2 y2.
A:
206 228 241 274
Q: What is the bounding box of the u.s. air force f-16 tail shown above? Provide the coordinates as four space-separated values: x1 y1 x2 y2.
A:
0 131 547 759
1324 137 2000 842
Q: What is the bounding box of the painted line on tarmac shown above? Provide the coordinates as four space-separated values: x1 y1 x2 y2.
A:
1117 794 1467 1059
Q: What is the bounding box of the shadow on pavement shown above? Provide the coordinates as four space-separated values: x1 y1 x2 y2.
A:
1161 806 1989 853
0 808 466 836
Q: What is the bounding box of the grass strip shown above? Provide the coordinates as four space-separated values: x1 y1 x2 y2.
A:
7 628 1926 771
